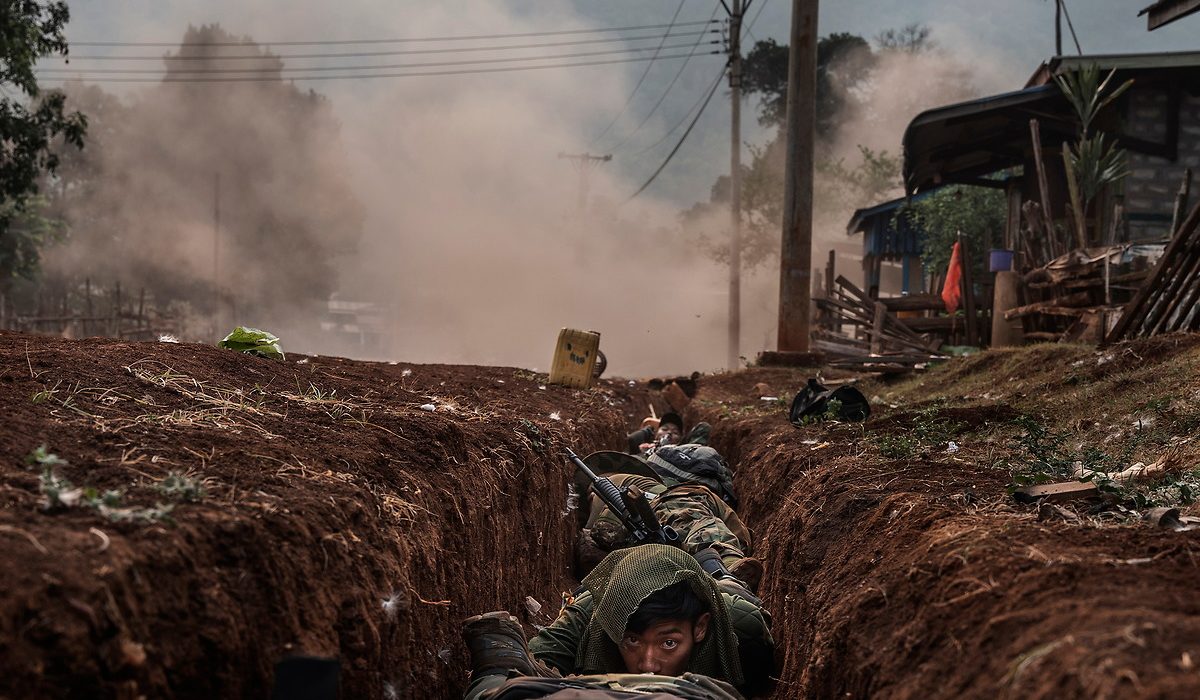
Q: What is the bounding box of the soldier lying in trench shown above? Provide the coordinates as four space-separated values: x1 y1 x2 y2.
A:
576 448 763 593
625 412 712 456
461 545 775 700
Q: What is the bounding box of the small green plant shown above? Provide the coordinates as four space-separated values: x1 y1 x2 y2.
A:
797 398 845 426
36 453 173 522
873 404 964 459
155 471 207 503
25 445 67 469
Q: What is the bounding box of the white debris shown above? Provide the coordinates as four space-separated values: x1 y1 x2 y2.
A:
419 403 436 412
157 334 179 343
549 412 561 421
1097 353 1115 365
524 596 543 615
296 358 309 365
760 396 779 402
538 385 547 390
401 369 412 377
387 361 398 365
947 441 960 454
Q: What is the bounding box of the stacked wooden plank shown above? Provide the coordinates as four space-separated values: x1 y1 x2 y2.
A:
1108 199 1200 341
814 276 947 373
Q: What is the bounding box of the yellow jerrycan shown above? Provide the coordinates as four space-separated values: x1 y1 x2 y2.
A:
548 328 601 389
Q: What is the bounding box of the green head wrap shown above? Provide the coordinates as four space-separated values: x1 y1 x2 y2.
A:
574 544 743 686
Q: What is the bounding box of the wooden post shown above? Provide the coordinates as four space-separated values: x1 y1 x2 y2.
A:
776 0 819 353
113 281 122 338
991 271 1025 347
1062 142 1088 250
84 278 93 338
825 249 837 332
959 233 979 346
1107 199 1124 245
1171 168 1192 236
871 301 886 354
1029 120 1058 257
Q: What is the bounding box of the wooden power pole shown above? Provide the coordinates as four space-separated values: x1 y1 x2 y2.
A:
777 0 817 353
558 152 612 215
727 0 744 369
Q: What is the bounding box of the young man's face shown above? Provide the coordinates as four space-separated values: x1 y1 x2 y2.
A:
617 613 711 676
655 423 683 445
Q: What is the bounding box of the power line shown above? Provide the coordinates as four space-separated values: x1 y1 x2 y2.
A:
1057 0 1083 55
589 0 689 146
51 30 718 62
36 51 711 84
742 0 769 43
627 66 725 201
39 43 710 76
606 1 722 152
65 20 719 48
634 66 725 156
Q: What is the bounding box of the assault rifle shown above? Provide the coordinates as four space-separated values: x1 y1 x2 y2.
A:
564 447 679 546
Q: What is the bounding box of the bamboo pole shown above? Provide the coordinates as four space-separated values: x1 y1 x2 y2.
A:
1062 142 1088 249
1030 120 1058 258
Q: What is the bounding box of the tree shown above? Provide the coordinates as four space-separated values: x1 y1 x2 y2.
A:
901 185 1006 283
741 32 873 134
0 0 86 284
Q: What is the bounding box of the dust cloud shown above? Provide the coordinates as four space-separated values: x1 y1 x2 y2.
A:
38 4 1023 377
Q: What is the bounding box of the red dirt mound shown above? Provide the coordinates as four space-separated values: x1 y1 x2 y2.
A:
0 331 639 698
687 349 1200 700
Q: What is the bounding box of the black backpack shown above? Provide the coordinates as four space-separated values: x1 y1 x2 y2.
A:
789 378 871 425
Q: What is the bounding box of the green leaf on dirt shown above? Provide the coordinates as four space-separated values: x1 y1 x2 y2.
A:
218 326 285 360
25 444 67 469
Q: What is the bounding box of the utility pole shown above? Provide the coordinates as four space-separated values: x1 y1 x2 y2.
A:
1055 0 1063 55
558 152 612 214
213 172 221 335
777 0 817 353
727 0 744 370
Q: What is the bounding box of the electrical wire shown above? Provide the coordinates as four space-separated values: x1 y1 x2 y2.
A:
36 51 711 84
627 66 725 201
1057 0 1083 55
39 42 710 76
634 66 725 156
742 0 769 43
605 1 722 152
50 30 717 62
589 0 689 146
65 20 719 48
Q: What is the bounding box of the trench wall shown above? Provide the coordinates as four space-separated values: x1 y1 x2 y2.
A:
0 332 634 698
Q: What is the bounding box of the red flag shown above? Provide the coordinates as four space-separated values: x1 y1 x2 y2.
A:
941 241 963 314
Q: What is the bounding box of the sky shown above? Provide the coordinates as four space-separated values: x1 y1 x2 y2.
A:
53 1 1200 209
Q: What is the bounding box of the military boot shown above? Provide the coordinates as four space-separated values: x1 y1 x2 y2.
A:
728 556 764 593
461 611 537 680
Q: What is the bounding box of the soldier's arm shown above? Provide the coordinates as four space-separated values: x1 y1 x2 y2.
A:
529 590 594 675
626 427 653 453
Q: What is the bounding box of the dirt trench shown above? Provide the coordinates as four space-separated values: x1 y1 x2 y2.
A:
0 331 644 698
684 350 1200 700
4 331 1200 699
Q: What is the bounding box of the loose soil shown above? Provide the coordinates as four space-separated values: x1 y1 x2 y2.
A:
4 330 1200 699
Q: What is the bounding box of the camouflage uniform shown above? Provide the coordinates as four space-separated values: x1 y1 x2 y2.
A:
581 473 751 573
468 672 744 700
